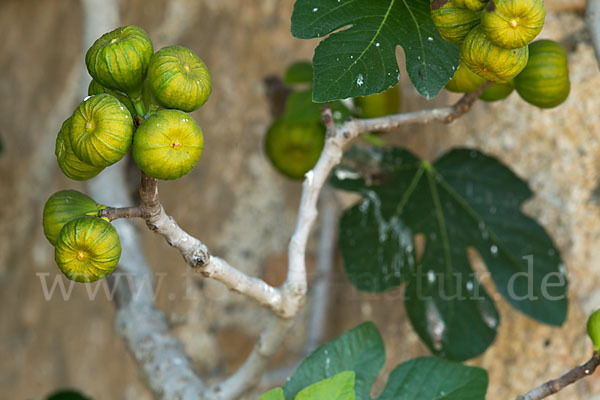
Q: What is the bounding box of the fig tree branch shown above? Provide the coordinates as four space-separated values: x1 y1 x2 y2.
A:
587 0 600 65
98 78 485 398
102 174 286 314
515 352 600 400
341 81 491 139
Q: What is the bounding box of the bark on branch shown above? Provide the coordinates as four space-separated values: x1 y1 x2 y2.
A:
516 352 600 400
587 0 600 66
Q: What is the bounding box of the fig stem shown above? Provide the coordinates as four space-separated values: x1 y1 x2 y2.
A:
132 99 146 118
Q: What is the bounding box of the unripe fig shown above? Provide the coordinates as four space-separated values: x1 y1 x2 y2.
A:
588 309 600 351
431 0 481 45
88 79 136 117
514 40 570 109
69 94 134 167
454 0 488 11
445 60 486 93
461 26 528 82
147 46 211 112
479 80 514 101
43 190 102 246
132 109 204 180
481 0 545 49
55 216 121 283
85 25 153 97
55 118 104 181
353 85 401 118
264 117 325 180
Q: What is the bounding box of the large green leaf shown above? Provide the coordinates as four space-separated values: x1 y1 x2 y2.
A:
282 322 488 399
291 0 460 101
283 322 384 400
331 146 568 360
377 357 487 400
296 371 356 400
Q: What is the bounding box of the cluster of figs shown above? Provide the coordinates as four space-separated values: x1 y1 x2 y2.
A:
432 0 570 108
44 25 211 282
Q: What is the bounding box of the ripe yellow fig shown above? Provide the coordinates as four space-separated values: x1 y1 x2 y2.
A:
481 0 545 49
461 26 528 82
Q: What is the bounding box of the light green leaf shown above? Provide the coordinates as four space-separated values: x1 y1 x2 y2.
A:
295 371 356 400
260 387 285 400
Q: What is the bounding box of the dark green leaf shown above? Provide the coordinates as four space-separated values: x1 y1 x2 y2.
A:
283 322 384 400
377 357 488 400
331 146 568 360
259 387 285 400
296 371 356 400
285 61 314 85
291 0 460 101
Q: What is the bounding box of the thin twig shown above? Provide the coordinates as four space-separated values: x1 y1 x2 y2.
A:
516 352 600 400
304 184 338 355
100 206 143 221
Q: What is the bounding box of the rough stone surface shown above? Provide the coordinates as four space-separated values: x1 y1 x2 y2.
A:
0 1 598 399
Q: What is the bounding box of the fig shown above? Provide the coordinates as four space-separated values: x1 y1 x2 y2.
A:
588 309 600 352
264 117 325 180
88 79 137 117
69 94 134 167
479 80 514 101
55 118 104 181
132 109 204 180
43 190 102 246
431 0 482 45
461 26 528 82
85 25 153 97
55 216 121 282
353 85 401 118
147 46 211 112
445 60 486 93
514 40 570 109
481 0 545 49
454 0 488 11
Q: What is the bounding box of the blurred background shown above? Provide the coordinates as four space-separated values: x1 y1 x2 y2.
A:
1 0 600 398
